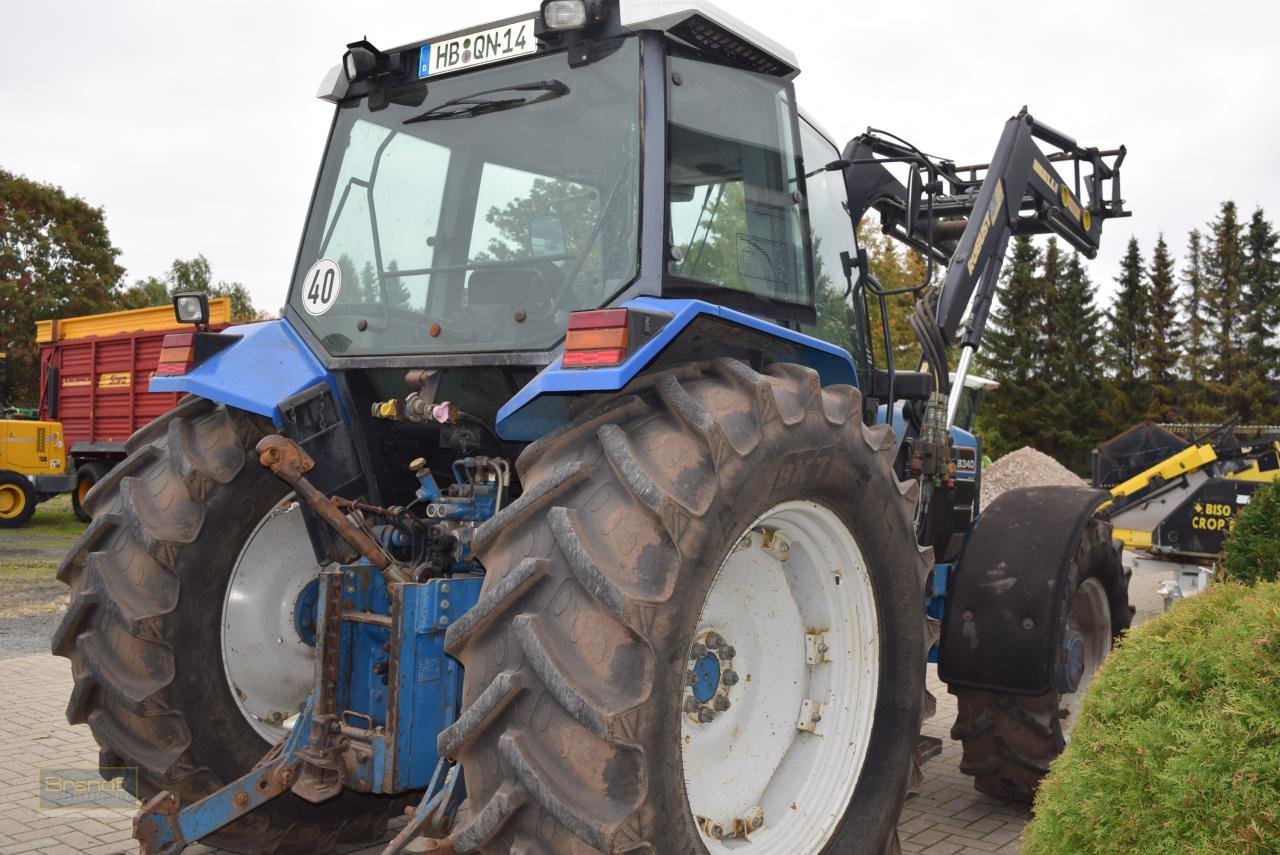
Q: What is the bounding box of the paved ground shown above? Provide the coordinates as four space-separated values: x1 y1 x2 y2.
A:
0 570 1173 855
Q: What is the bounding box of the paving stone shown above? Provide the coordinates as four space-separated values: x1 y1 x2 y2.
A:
0 654 1039 853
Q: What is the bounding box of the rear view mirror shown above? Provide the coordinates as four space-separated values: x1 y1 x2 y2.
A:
529 215 568 258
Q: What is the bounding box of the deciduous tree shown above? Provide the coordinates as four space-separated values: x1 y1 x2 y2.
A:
0 170 122 405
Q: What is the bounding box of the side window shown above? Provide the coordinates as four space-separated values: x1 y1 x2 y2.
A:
799 120 874 387
666 51 809 304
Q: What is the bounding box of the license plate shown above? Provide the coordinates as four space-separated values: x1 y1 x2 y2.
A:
419 19 537 78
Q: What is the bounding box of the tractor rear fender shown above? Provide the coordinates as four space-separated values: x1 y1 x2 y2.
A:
149 319 338 427
496 296 860 440
938 485 1121 695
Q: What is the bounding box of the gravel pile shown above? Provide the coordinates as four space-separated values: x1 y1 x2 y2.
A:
981 446 1085 510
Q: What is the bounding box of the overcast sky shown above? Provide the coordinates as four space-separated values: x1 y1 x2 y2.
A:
3 1 1278 312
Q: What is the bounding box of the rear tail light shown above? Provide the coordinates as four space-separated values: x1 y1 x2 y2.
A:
563 309 630 368
156 332 195 376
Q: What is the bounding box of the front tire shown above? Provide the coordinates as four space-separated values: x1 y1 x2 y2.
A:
443 360 928 854
950 517 1130 803
51 398 403 854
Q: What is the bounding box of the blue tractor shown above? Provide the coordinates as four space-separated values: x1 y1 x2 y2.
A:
53 3 1132 852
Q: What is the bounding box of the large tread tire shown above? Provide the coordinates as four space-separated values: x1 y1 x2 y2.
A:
950 519 1131 803
51 397 404 854
72 460 113 523
443 359 930 854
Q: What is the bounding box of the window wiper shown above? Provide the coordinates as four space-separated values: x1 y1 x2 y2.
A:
403 80 569 125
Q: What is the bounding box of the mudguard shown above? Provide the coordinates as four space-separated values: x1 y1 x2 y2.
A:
149 319 335 426
496 296 859 441
938 485 1112 695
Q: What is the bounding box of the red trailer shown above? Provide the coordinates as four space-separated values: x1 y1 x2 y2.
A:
36 299 232 518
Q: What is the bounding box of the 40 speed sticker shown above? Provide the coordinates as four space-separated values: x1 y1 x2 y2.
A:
301 259 342 316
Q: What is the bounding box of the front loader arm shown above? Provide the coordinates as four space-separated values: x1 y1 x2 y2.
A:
841 108 1128 349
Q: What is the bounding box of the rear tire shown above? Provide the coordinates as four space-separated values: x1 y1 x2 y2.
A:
443 360 929 854
950 518 1130 803
51 397 404 854
72 460 112 523
0 470 36 528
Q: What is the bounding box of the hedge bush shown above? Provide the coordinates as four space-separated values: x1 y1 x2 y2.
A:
1023 581 1280 855
1221 479 1280 585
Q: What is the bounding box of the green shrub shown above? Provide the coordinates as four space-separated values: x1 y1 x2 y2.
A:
1023 582 1280 855
1221 479 1280 584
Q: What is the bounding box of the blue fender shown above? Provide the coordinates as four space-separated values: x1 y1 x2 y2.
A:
150 319 335 426
495 297 860 441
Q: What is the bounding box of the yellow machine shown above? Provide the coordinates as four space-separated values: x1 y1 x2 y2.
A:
1095 422 1280 603
0 352 73 527
0 419 71 528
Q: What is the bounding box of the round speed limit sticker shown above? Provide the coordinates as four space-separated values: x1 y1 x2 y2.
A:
301 259 342 316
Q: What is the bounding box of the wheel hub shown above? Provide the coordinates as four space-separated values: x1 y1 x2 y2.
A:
1059 577 1113 734
293 579 322 648
0 484 23 517
686 630 738 720
1056 632 1086 694
220 498 327 742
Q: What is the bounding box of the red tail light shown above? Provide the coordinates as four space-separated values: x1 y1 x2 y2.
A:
563 309 630 368
156 332 195 376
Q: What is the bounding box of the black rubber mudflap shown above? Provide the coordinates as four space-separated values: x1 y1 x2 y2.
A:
938 485 1108 696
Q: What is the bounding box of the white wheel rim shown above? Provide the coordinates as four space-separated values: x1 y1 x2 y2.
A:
220 498 326 742
1060 577 1112 735
681 500 880 853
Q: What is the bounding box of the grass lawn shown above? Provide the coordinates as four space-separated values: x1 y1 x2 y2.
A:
0 494 84 618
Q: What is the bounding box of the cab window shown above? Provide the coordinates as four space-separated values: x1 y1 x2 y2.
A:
666 49 810 306
798 118 874 388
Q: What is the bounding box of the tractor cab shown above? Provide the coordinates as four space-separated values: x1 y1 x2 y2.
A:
288 2 827 369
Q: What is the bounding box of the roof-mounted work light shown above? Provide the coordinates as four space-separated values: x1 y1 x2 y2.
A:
541 0 606 31
172 292 210 327
343 39 384 83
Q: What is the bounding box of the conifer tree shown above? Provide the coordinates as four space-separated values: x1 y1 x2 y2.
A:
1035 238 1064 385
1143 235 1183 420
1204 201 1248 414
1242 208 1279 421
1106 237 1150 423
1107 238 1148 384
1041 251 1110 470
1179 229 1217 421
978 237 1047 455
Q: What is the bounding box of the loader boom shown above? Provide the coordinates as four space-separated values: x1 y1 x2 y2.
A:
840 109 1128 405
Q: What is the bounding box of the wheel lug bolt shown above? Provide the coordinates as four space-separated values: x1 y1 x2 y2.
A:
713 695 730 712
690 642 707 659
698 707 715 723
684 696 700 713
719 645 736 660
705 633 723 650
722 670 739 686
686 670 698 686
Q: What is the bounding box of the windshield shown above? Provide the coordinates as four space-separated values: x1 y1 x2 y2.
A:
291 37 642 356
